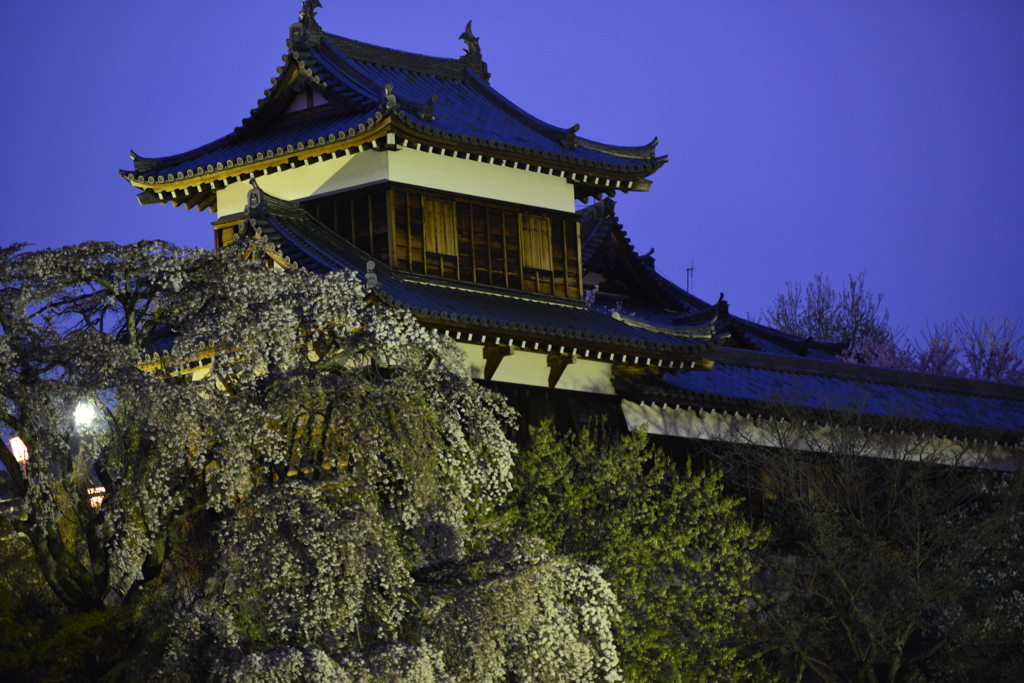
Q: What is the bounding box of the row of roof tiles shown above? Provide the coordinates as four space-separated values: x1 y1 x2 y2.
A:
615 350 1024 437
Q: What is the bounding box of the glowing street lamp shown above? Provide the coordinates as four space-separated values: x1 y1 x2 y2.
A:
74 403 97 427
70 404 105 506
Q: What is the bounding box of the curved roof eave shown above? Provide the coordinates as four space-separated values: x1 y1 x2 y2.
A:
459 67 661 161
121 22 667 185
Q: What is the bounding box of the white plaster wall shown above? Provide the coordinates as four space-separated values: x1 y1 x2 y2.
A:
217 152 390 216
216 147 575 218
554 357 617 395
457 342 615 395
387 148 575 213
622 400 723 440
621 399 1020 469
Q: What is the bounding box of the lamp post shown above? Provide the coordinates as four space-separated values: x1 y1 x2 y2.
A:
73 402 105 507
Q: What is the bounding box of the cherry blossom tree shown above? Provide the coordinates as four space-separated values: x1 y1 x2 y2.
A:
764 271 1024 385
0 240 622 681
915 316 1024 385
762 271 892 355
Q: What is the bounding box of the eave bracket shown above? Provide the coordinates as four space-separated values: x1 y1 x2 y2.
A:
547 353 576 388
483 344 514 380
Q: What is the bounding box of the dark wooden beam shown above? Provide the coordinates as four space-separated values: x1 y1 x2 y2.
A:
483 344 514 381
612 363 663 378
547 352 576 388
688 359 715 372
136 189 161 206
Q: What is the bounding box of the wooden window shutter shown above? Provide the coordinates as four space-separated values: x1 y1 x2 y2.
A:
216 224 241 249
422 197 458 256
521 214 552 271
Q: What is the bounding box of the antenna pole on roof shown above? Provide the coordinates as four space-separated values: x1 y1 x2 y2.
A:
686 261 695 292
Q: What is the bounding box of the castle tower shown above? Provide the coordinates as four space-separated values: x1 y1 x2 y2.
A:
121 6 664 302
121 5 1023 459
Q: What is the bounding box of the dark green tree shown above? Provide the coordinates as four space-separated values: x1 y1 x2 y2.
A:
503 419 772 682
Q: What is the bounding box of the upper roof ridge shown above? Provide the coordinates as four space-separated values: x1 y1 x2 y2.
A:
323 33 467 80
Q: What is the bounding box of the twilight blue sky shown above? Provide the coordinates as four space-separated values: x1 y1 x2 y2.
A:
1 1 1021 337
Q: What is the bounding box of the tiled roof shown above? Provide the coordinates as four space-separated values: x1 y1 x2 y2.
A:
122 18 665 187
239 186 719 362
615 347 1024 438
575 187 1024 438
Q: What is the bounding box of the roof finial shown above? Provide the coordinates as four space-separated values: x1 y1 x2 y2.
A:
382 83 398 113
290 0 323 46
458 21 490 82
300 0 322 27
419 95 438 122
459 21 480 54
561 123 580 150
246 178 265 216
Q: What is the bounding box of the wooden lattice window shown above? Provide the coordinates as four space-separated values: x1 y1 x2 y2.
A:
520 214 552 271
216 224 240 249
423 197 458 256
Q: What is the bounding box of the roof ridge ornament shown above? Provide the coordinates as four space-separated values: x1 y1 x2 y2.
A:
381 83 398 114
458 21 490 82
300 0 322 27
561 124 580 150
290 0 323 47
129 150 159 174
419 95 438 122
245 178 265 216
